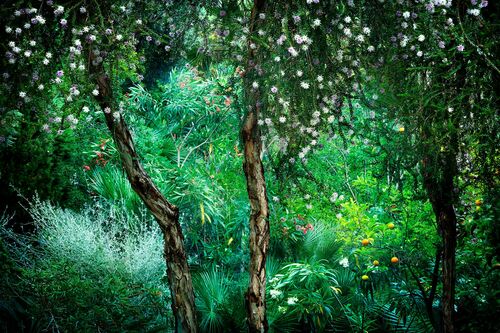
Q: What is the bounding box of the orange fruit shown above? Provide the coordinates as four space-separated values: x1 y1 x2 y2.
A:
373 260 380 266
361 275 369 281
361 239 370 246
398 127 405 132
387 223 395 230
391 257 399 264
475 199 482 206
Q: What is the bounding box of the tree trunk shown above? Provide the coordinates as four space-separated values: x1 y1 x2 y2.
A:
242 1 270 332
422 151 457 333
242 106 270 333
91 65 198 332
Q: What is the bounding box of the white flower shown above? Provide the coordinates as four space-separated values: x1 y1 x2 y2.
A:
274 56 281 62
80 7 87 13
252 81 259 89
417 51 423 57
306 204 312 210
403 11 410 19
38 84 44 90
92 89 99 96
270 289 281 299
296 70 303 77
113 112 120 119
312 18 321 27
264 118 272 125
19 91 26 98
367 45 375 52
336 213 343 219
136 19 143 25
300 81 310 89
257 119 264 126
467 8 480 16
279 116 286 123
43 58 50 65
8 41 15 48
317 75 323 82
272 196 280 202
417 34 425 42
363 27 371 35
36 15 46 24
344 16 352 23
78 64 85 71
343 28 352 37
82 106 90 113
116 34 123 41
5 27 12 33
339 257 349 267
356 34 365 42
288 47 298 57
46 52 52 58
54 6 64 16
287 297 298 305
24 50 32 57
104 107 111 114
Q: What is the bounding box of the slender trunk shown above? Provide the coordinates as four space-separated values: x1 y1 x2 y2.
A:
422 151 457 333
242 106 270 333
409 247 442 332
90 64 197 332
242 1 269 332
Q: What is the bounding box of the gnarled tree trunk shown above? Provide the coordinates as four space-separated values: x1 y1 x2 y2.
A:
242 1 269 332
90 62 198 332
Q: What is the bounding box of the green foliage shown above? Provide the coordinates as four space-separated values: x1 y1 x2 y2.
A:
1 199 171 332
193 267 246 332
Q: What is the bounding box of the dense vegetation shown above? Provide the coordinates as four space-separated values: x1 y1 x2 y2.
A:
0 1 498 332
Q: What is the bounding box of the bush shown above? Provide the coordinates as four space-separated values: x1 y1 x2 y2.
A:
1 199 172 332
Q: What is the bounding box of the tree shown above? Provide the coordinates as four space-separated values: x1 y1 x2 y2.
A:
240 3 270 332
368 1 499 331
1 1 199 331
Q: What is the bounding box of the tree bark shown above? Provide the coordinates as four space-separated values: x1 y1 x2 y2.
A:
242 1 269 332
422 149 457 333
90 64 198 332
242 104 270 333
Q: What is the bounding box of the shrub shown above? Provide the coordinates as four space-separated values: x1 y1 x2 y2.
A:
1 199 171 332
